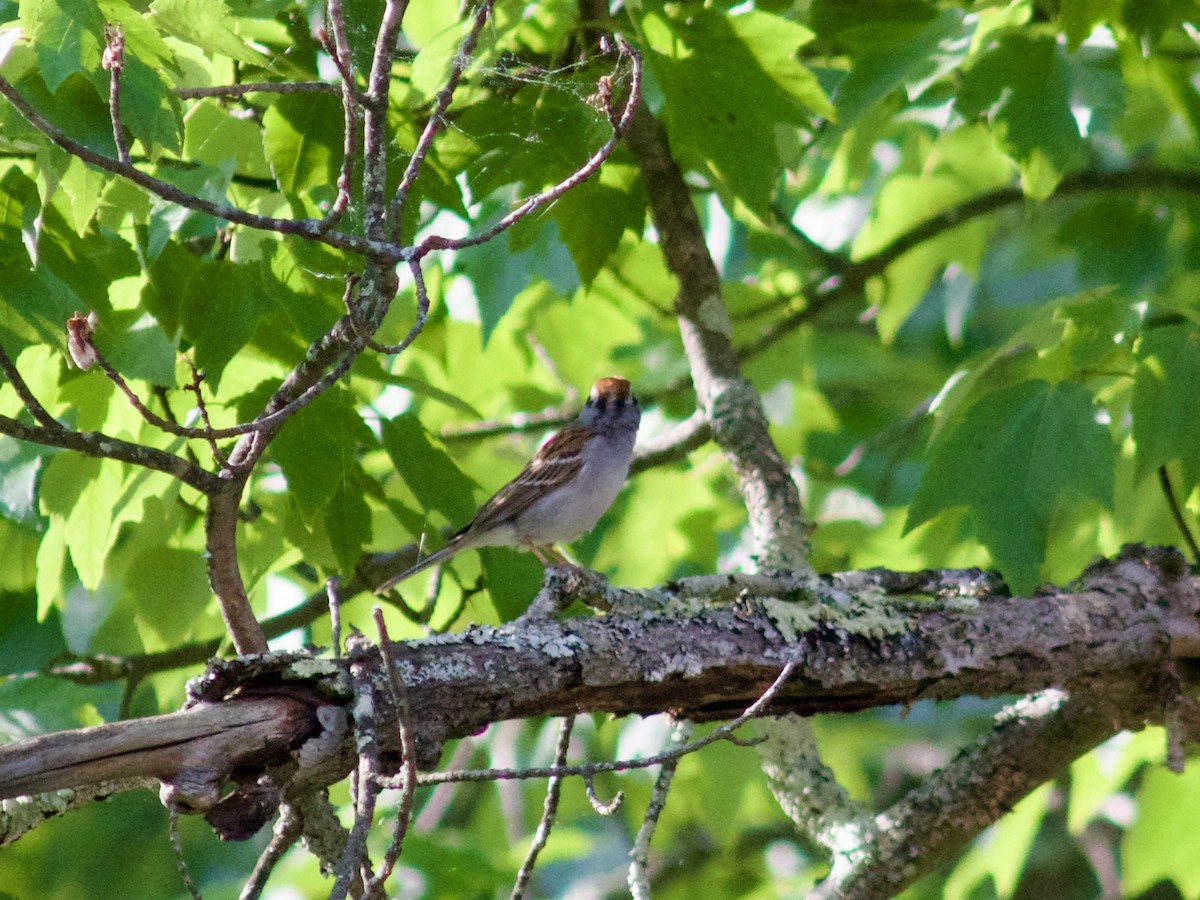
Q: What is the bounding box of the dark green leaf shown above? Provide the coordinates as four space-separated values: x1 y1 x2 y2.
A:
125 546 210 644
456 216 579 344
643 6 831 214
1131 322 1200 488
143 245 266 388
552 164 646 286
105 54 184 156
906 380 1114 593
380 415 477 524
0 438 45 526
479 547 542 621
270 389 371 520
820 7 969 126
1059 0 1118 50
1056 199 1167 293
326 476 373 572
14 71 115 156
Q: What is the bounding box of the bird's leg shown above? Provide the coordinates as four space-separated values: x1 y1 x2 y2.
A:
529 544 570 566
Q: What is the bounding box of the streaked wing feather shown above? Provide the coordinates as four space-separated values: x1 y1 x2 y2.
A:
464 428 586 533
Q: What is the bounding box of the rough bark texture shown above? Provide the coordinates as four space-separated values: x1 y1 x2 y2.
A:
1 547 1196 836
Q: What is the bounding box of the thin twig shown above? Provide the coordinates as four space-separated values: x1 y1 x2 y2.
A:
168 808 204 900
361 0 412 241
440 405 576 443
511 716 575 899
182 359 225 466
1158 465 1200 562
365 608 419 898
407 650 800 789
527 333 578 402
389 0 495 235
439 373 692 444
174 82 341 99
582 773 624 815
628 719 693 899
87 329 364 445
330 635 383 900
0 75 399 261
0 411 221 493
102 25 130 165
370 259 431 354
239 805 303 900
320 0 357 226
327 577 344 658
412 39 642 257
630 410 712 474
0 342 60 429
767 202 848 273
750 168 1200 361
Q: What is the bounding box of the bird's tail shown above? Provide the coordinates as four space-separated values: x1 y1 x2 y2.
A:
374 537 462 594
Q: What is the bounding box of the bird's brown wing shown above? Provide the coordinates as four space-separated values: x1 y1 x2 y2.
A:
460 424 588 537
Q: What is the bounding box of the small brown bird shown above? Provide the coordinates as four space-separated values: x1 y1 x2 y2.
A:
376 377 640 592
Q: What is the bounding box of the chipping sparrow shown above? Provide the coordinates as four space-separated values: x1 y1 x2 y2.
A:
375 377 641 592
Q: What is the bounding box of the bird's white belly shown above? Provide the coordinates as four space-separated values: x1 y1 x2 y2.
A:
513 435 634 545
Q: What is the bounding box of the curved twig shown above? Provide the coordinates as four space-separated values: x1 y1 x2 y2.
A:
0 76 400 262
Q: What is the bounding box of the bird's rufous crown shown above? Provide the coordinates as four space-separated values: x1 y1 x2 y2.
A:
590 376 632 401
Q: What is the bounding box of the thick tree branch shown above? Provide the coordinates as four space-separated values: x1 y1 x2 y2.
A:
0 696 314 804
2 548 1195 816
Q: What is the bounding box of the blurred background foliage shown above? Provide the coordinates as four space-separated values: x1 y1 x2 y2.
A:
2 0 1200 896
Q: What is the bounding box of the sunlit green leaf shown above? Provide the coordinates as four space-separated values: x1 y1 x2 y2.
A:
945 783 1052 899
18 0 104 93
1122 763 1200 897
148 0 269 65
262 92 343 197
126 546 210 645
1068 729 1162 833
380 415 477 525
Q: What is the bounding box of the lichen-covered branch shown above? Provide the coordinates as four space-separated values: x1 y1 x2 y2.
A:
2 548 1194 812
809 687 1158 900
623 103 813 575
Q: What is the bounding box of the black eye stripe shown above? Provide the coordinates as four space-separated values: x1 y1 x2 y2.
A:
588 391 638 411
